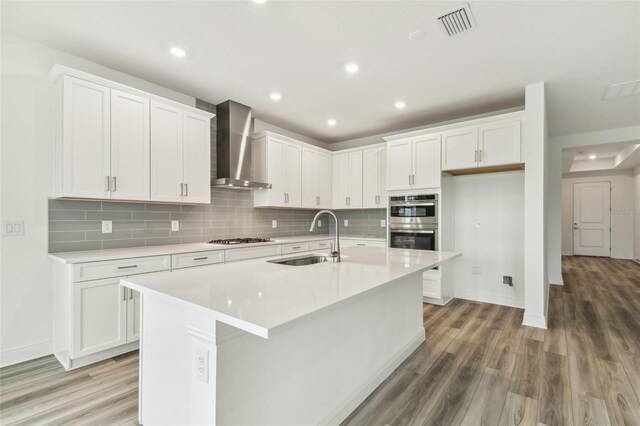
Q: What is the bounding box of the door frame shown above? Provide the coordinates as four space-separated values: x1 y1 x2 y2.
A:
571 180 611 257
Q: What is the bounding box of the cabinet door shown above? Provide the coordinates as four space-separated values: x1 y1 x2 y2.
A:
284 142 302 207
478 120 521 167
362 148 381 208
73 278 126 358
126 288 141 343
348 151 363 208
441 127 478 171
387 139 413 191
150 102 183 202
413 134 441 189
332 153 350 209
301 147 318 208
317 152 332 209
265 137 286 206
378 148 387 206
182 112 211 204
110 90 150 201
62 76 111 199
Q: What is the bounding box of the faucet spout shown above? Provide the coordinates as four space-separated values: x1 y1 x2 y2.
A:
310 210 341 262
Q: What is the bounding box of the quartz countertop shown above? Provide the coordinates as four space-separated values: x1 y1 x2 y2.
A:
48 235 386 264
121 246 459 338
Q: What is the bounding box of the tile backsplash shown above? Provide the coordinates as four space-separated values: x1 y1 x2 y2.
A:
48 99 386 253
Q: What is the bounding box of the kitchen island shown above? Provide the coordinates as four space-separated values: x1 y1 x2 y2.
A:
122 245 459 425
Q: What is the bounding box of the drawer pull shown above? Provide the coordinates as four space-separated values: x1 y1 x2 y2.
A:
193 257 209 261
356 244 366 246
292 246 301 250
117 265 138 270
318 243 327 246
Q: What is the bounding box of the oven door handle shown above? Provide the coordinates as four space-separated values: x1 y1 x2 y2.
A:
390 202 436 207
390 229 436 234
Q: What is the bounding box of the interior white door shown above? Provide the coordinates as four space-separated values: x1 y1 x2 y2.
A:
387 139 413 191
62 76 111 199
182 112 211 204
301 147 318 208
150 101 183 202
73 278 127 358
110 90 150 201
573 181 611 257
317 152 332 209
441 127 478 171
478 120 521 167
284 142 302 207
348 151 363 208
413 134 441 189
363 148 381 208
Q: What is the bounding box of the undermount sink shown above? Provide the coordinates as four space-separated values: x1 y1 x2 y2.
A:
268 254 337 266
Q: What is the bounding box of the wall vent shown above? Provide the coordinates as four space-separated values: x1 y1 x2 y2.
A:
602 79 640 101
436 3 476 37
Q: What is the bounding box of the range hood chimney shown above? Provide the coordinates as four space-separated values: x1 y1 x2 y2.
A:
212 100 272 190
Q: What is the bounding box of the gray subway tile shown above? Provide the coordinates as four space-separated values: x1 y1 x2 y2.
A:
171 212 203 221
113 221 146 230
145 237 183 246
86 211 133 221
146 221 171 229
145 203 182 212
49 241 102 253
132 212 170 221
48 199 101 211
49 231 86 242
50 210 86 221
49 221 101 231
86 230 132 241
132 229 171 238
102 239 146 249
102 201 146 211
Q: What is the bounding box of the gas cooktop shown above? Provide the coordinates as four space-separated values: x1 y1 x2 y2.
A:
208 237 272 245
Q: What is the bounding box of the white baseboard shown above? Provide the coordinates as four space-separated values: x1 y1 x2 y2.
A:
549 274 564 285
423 295 454 306
0 341 52 368
522 312 547 329
454 289 524 309
561 251 572 256
318 328 425 426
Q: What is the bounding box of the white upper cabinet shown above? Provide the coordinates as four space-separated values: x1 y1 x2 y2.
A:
52 66 213 204
333 150 363 209
441 126 478 171
478 120 521 167
302 148 332 209
60 76 111 199
387 135 440 191
253 133 303 208
110 90 150 201
182 112 212 204
363 147 387 208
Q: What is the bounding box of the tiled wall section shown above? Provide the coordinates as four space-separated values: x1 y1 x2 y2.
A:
331 209 388 238
48 99 386 253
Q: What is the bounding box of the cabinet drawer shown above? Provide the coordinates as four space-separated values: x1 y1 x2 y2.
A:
73 255 171 282
281 242 310 254
225 245 281 262
341 239 387 248
309 239 333 251
172 250 224 270
423 278 441 299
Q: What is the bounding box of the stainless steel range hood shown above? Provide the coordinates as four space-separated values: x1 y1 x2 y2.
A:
212 100 272 190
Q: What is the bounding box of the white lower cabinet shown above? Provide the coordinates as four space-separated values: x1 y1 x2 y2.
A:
340 239 387 248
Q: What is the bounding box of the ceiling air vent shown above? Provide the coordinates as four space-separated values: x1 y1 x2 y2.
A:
436 3 476 37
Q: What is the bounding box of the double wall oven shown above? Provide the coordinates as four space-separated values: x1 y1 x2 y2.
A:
389 194 438 251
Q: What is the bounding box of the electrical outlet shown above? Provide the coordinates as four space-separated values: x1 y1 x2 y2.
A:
503 275 514 286
472 266 481 275
195 347 209 383
381 219 386 227
318 220 322 228
171 220 180 232
2 220 25 236
101 221 112 234
344 220 349 227
272 220 277 229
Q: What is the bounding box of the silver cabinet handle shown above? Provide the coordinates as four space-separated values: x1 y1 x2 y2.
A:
180 183 184 196
117 265 138 270
105 176 110 192
316 196 320 206
356 243 366 246
193 257 208 261
129 288 133 300
112 176 117 192
475 150 478 162
185 183 188 197
318 243 327 247
122 287 127 301
409 175 412 185
479 150 483 162
292 246 301 250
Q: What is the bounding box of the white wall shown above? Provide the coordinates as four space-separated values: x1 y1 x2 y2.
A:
547 125 640 285
452 172 525 308
634 166 640 260
561 171 635 259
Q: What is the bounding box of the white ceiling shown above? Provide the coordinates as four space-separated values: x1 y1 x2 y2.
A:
2 1 639 143
563 142 640 174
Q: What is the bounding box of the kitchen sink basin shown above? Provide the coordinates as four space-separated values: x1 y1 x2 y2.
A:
268 254 337 266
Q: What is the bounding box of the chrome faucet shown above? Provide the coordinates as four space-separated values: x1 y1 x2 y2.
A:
309 210 340 262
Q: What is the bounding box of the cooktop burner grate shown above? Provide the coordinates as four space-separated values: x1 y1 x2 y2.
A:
208 237 272 245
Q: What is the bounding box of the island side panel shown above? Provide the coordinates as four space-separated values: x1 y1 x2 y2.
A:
216 271 425 425
139 293 217 426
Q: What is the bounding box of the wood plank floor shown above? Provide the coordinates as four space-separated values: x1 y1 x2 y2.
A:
1 256 639 425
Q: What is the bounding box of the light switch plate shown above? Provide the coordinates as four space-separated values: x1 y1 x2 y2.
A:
3 220 25 236
344 220 349 227
101 221 112 234
272 220 277 229
171 220 180 231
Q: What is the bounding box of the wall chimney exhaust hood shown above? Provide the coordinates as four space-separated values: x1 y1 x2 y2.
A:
212 100 272 190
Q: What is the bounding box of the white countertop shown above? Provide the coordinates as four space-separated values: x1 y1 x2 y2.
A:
48 235 386 264
121 246 460 338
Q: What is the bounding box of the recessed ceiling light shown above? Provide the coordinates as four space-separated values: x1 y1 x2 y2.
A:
270 92 282 101
344 63 359 74
170 47 186 58
252 0 267 3
589 154 597 160
394 101 406 109
327 119 337 126
408 30 426 42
